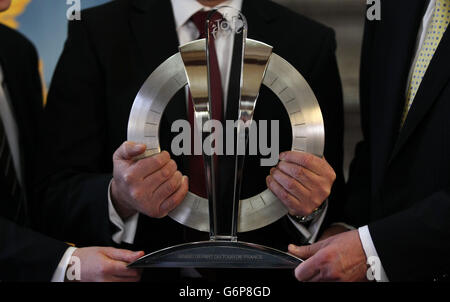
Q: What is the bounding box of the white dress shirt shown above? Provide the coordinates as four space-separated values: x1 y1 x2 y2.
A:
356 0 437 282
0 64 75 282
109 0 326 245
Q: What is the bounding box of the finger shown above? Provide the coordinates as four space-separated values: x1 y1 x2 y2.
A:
110 274 142 282
288 244 321 260
103 247 145 263
102 269 142 282
266 175 304 214
279 151 332 177
305 273 323 282
277 160 324 191
98 257 142 279
270 167 310 202
159 176 189 216
113 142 147 161
113 267 142 279
140 160 178 194
294 258 320 282
129 151 172 179
151 172 183 216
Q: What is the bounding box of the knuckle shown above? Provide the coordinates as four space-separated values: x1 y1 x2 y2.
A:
280 189 290 201
151 171 165 185
301 154 312 166
161 150 171 159
293 166 304 179
286 179 297 191
165 179 179 195
330 170 337 182
153 155 167 168
129 188 141 201
168 180 178 193
170 159 178 170
161 167 171 178
122 172 134 184
154 157 164 168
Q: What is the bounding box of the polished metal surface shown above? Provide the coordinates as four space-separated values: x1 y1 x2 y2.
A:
179 40 217 238
127 52 187 159
128 240 302 269
208 7 250 240
127 38 324 233
231 39 273 237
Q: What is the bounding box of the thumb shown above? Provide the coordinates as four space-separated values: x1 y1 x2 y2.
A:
103 247 145 263
288 243 321 260
114 142 146 161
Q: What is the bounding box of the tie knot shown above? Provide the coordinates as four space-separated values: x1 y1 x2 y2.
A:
191 10 223 39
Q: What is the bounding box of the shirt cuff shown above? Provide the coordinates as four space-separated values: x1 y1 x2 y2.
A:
108 180 139 244
288 200 328 243
358 225 389 282
51 246 77 282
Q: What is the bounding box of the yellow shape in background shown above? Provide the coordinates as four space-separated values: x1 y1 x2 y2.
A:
0 0 31 29
39 59 47 105
0 0 48 105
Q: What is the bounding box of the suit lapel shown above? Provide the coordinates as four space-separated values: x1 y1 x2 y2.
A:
129 0 187 126
390 29 450 161
368 0 426 190
241 0 279 42
0 27 30 185
129 0 179 74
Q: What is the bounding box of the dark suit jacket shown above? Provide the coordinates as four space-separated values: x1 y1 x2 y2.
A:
35 0 344 261
0 24 68 281
342 0 450 281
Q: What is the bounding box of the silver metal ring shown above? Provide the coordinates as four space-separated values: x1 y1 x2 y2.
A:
127 39 324 233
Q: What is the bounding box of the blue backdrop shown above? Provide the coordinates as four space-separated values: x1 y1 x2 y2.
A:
0 0 111 87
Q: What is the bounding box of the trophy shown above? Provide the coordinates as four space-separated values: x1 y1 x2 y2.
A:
127 7 324 269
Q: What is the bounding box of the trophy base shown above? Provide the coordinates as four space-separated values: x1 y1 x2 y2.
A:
128 241 302 269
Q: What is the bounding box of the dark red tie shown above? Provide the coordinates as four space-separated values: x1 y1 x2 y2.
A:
188 11 224 198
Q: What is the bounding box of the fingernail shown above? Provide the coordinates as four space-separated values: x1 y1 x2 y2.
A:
270 168 275 174
279 152 286 160
266 176 271 184
135 144 146 151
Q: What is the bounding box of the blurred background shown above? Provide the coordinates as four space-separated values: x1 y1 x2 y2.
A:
0 0 365 178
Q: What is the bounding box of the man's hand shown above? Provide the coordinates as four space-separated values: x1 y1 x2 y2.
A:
318 224 351 241
266 151 336 216
288 230 368 282
111 142 189 219
68 247 144 282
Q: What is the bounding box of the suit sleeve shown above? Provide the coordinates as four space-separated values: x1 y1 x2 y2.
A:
307 29 345 229
335 19 374 227
368 189 450 281
0 217 68 281
33 20 113 247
